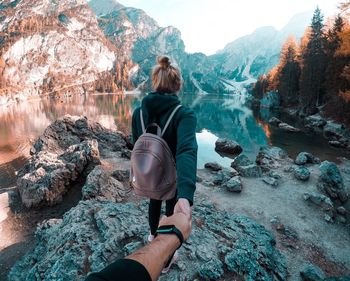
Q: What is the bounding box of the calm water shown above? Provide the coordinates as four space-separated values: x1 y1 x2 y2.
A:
0 93 348 189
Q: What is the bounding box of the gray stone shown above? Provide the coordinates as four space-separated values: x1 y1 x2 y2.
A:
82 166 129 203
17 140 101 208
268 171 282 179
318 161 347 202
269 117 282 126
303 192 334 211
231 154 253 168
278 122 301 132
294 166 311 181
324 121 350 141
9 201 287 281
215 138 243 156
300 264 326 281
295 152 321 165
324 213 334 223
204 162 223 172
305 114 327 128
198 259 224 280
337 206 347 215
262 176 279 187
256 146 288 171
212 168 238 185
235 164 262 178
225 176 242 193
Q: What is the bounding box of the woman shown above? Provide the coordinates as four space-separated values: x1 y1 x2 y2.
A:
131 56 197 267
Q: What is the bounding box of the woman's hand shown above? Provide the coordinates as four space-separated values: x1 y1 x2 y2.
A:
174 198 192 220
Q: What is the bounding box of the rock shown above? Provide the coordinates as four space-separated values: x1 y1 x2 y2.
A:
294 166 311 181
213 168 239 185
231 154 253 168
111 170 130 182
324 213 334 223
303 192 334 211
305 114 327 129
196 175 203 183
318 161 348 202
215 138 243 157
256 146 288 171
262 176 279 187
278 122 301 132
198 259 224 280
235 164 262 178
224 176 242 193
32 115 128 158
204 162 223 172
9 201 287 281
17 140 101 208
329 141 345 148
337 206 347 215
268 171 282 179
300 264 326 281
324 121 350 141
82 166 129 202
295 152 320 165
336 215 347 224
269 117 282 126
231 154 261 178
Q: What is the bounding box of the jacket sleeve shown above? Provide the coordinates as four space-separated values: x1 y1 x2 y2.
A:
131 108 140 145
175 109 198 205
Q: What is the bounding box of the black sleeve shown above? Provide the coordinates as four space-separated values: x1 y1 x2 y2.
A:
132 108 140 144
86 259 152 281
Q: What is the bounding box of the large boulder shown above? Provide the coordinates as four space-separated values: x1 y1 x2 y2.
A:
215 138 243 157
204 162 223 172
31 115 128 157
9 201 288 281
318 161 348 203
82 166 130 203
224 176 243 193
17 140 101 208
256 146 288 171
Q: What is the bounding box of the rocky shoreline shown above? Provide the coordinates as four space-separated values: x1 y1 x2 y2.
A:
1 116 350 280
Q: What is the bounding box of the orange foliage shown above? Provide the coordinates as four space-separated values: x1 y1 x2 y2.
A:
336 25 350 56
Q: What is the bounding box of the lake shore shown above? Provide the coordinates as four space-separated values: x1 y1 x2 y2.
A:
1 115 349 280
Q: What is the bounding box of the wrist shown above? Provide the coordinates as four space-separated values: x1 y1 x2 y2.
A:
154 233 180 248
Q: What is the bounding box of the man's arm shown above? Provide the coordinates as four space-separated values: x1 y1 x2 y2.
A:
86 213 191 281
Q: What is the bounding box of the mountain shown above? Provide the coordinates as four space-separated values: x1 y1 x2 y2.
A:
88 0 124 16
0 0 116 102
211 11 313 82
0 0 315 101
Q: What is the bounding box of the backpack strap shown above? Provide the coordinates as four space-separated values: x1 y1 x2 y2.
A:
161 105 182 137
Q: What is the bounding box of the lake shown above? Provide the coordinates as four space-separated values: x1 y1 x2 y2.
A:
0 92 348 189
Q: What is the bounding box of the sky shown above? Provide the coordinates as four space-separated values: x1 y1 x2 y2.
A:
117 0 339 55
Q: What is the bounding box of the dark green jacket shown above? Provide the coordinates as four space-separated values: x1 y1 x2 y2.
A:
131 92 198 205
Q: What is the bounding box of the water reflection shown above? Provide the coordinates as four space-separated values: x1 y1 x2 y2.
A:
0 92 348 188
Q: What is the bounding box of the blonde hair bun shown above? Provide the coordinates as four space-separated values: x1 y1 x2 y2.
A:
157 56 171 69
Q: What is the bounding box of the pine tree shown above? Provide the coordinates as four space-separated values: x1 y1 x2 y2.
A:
277 37 301 106
299 7 327 111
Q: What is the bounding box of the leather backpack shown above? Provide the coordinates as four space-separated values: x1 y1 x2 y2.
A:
130 105 182 200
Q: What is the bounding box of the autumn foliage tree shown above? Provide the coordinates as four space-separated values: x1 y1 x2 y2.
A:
276 37 300 106
254 4 350 126
299 7 327 111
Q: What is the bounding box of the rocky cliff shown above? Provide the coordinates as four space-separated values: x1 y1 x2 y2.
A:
0 0 116 103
